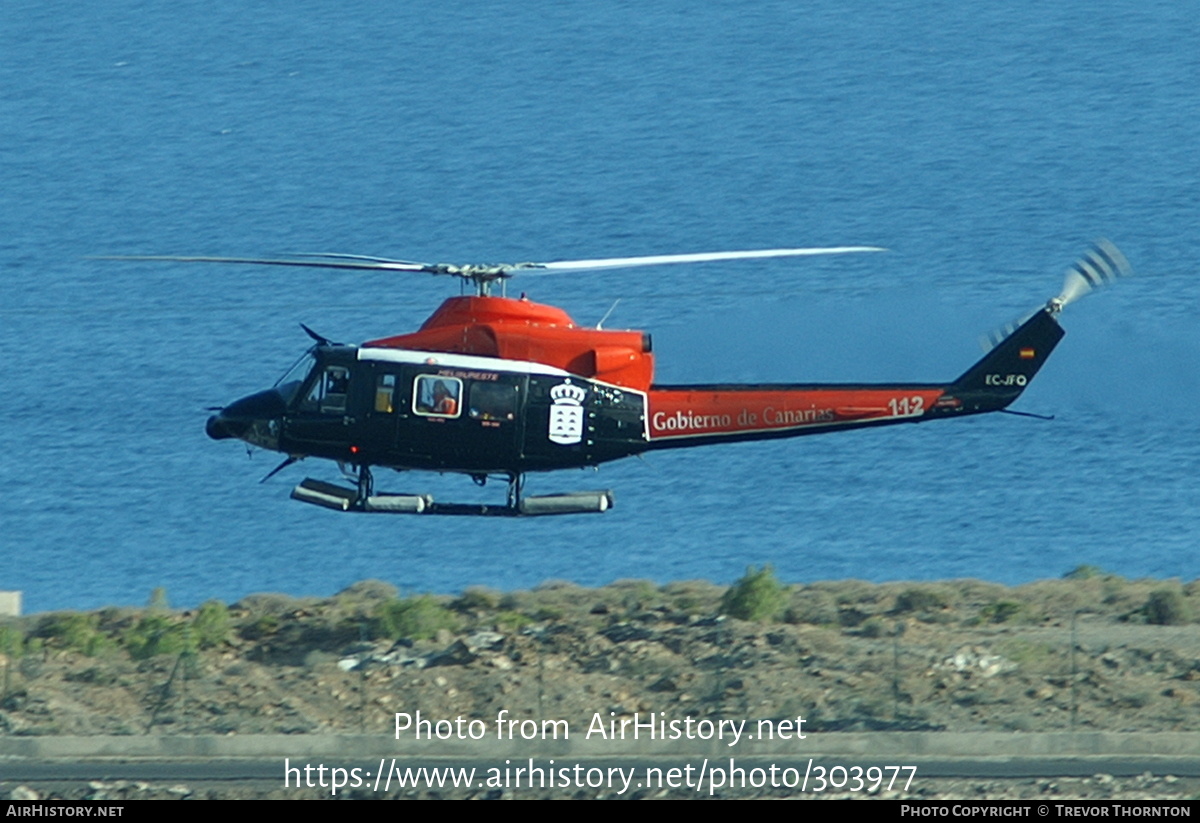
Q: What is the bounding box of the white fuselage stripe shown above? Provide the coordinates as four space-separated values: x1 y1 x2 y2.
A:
358 347 572 377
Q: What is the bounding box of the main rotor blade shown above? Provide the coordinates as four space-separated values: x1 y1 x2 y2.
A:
90 254 432 272
529 246 886 274
286 252 432 266
92 246 887 282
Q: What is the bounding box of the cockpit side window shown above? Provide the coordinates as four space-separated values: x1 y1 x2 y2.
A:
300 365 350 414
413 375 462 418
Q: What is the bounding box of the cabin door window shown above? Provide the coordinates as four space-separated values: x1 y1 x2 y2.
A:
413 375 462 418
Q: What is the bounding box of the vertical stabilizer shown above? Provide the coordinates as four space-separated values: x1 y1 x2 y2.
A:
948 307 1065 413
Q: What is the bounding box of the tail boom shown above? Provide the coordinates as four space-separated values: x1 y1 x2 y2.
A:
643 308 1065 450
644 384 946 449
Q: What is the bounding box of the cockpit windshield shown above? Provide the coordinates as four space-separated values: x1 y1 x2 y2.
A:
274 349 317 404
276 349 317 388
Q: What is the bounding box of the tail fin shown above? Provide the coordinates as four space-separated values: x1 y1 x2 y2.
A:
947 307 1065 413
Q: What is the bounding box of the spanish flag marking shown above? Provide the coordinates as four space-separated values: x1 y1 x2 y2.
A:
1019 348 1035 360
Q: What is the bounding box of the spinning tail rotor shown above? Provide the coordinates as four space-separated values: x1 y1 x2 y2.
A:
983 240 1132 351
1047 239 1132 314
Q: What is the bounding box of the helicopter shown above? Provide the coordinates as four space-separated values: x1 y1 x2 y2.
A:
102 241 1130 516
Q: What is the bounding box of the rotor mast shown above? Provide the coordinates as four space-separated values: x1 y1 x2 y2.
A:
423 263 543 297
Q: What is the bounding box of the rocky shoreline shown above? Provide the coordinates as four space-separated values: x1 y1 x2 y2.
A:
3 571 1199 799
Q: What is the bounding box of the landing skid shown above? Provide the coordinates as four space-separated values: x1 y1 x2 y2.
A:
289 469 613 516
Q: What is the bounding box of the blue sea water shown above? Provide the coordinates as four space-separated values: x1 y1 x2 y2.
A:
1 1 1197 612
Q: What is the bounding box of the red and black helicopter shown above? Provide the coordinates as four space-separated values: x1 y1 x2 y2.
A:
105 241 1129 515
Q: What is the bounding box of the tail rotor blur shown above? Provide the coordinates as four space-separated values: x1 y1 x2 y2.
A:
982 240 1131 351
1047 239 1132 314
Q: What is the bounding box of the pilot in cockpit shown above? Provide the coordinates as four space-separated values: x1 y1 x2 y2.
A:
431 380 458 415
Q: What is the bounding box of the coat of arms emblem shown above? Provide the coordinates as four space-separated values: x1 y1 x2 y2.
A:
548 381 587 445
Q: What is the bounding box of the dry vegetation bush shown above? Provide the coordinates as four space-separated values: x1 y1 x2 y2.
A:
784 587 839 626
495 580 580 618
819 579 879 607
123 614 190 660
604 579 662 612
978 600 1029 624
325 580 400 631
374 595 459 641
335 580 399 602
190 601 232 649
35 613 114 657
1016 578 1098 617
661 580 723 614
233 592 307 617
719 565 788 622
1142 588 1192 625
0 624 23 657
452 586 501 613
9 593 237 663
892 585 955 616
483 579 682 626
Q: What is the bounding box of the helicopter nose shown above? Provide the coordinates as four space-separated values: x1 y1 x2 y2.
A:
205 388 287 442
206 413 238 440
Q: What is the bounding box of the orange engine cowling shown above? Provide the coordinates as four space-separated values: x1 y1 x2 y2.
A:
363 295 655 391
